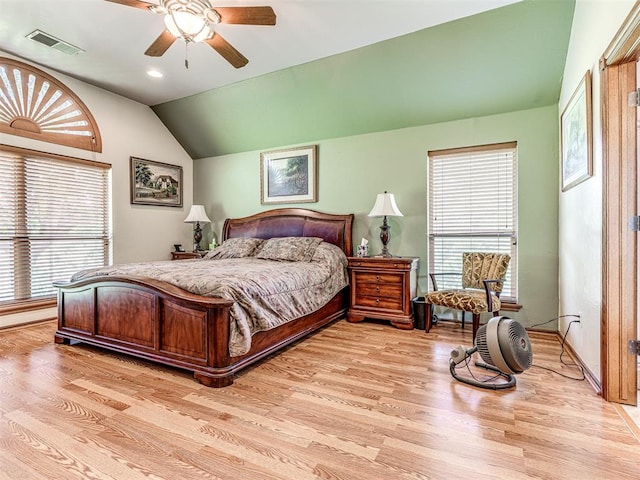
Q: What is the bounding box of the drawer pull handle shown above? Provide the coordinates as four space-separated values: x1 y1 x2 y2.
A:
376 275 380 281
375 298 380 304
376 286 380 292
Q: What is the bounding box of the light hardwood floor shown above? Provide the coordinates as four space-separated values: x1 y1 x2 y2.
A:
0 319 638 479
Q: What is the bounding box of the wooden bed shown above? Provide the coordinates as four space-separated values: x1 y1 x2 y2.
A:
54 208 354 387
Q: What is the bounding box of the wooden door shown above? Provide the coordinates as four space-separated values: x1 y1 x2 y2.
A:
600 3 640 405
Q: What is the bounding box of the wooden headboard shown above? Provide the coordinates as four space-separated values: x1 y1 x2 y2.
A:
222 208 354 256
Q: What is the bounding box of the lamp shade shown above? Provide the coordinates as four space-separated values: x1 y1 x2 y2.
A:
184 205 211 224
368 191 403 217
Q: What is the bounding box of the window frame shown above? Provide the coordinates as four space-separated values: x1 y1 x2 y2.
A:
0 144 111 313
427 141 518 302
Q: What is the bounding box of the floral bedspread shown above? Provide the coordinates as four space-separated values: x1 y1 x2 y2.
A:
70 243 348 356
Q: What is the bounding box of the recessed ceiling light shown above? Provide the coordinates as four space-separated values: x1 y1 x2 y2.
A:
147 70 163 78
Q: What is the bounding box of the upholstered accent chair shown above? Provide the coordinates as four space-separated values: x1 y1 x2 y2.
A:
424 252 511 339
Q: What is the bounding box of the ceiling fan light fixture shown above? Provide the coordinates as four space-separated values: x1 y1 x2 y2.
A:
162 0 214 43
164 11 212 42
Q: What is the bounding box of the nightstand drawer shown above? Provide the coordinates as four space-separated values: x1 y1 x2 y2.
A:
349 260 409 271
354 295 403 310
356 282 403 298
171 251 206 260
354 272 403 284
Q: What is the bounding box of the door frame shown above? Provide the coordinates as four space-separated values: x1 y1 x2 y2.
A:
600 2 640 405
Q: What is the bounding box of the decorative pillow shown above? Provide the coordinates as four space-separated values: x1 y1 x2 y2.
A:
255 236 323 262
204 237 264 259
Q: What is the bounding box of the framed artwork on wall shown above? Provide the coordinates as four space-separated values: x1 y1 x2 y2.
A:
561 70 593 192
130 157 183 207
260 144 318 205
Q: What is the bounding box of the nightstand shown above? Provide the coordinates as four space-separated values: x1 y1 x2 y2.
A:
171 251 206 260
347 256 419 329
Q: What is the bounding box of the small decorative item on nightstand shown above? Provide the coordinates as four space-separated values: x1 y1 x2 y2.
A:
208 232 218 250
347 256 419 329
356 239 369 257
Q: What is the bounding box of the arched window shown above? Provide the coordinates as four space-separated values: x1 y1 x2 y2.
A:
0 57 102 152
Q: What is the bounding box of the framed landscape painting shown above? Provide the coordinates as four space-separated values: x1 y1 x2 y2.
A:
561 70 593 192
130 157 183 207
260 145 318 205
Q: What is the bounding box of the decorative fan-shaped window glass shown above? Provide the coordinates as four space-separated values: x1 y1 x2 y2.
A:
0 57 102 152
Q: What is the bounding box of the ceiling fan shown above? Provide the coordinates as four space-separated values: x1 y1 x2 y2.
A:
105 0 276 68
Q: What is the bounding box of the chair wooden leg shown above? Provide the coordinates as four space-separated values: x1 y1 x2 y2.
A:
472 313 480 341
425 303 433 333
461 311 465 329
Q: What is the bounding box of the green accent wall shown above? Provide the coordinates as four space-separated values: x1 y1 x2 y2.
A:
194 105 559 329
153 0 574 159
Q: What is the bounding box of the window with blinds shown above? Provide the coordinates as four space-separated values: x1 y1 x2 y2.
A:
428 142 517 301
0 146 111 306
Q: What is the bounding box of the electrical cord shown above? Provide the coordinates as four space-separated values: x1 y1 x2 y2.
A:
456 354 502 383
529 314 580 329
531 319 585 381
454 349 506 385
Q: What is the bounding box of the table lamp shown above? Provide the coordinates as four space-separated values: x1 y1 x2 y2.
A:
368 191 403 257
184 204 211 251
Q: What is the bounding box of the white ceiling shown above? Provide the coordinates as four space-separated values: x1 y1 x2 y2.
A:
0 0 520 106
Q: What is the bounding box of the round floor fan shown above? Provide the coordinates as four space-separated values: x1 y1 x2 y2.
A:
449 316 532 389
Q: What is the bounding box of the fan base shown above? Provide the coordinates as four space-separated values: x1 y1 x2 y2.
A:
449 360 517 390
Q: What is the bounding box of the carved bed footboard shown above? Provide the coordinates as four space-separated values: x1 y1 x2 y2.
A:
55 275 237 387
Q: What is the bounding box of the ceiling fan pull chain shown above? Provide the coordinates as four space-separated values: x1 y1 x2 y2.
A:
185 42 189 69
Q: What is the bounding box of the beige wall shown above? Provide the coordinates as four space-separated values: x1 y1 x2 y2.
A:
558 0 636 381
0 51 195 326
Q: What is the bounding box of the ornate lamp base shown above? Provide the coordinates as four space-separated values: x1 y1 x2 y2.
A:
378 215 393 257
193 221 203 251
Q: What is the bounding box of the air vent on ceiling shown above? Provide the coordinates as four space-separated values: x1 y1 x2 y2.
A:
26 30 85 55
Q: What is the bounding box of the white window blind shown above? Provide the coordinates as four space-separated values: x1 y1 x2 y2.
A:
0 147 111 305
428 142 518 301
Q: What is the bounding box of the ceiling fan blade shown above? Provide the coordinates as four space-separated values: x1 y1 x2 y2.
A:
104 0 156 11
206 34 249 68
213 6 276 26
145 30 177 57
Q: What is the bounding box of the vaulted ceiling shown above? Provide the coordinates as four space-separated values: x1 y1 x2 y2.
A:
153 0 575 158
0 0 575 159
0 0 520 105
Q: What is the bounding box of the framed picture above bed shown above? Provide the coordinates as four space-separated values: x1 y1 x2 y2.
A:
561 70 593 192
260 144 318 205
130 157 183 207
